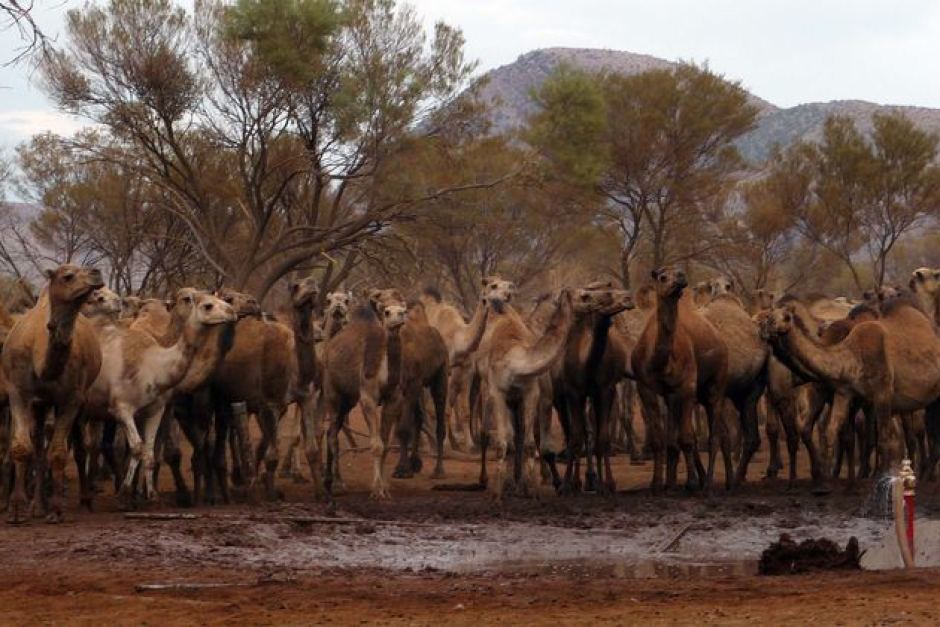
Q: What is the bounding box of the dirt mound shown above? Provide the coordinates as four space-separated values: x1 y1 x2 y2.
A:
759 533 862 575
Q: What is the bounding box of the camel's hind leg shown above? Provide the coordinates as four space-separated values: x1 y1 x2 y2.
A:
593 385 618 494
393 385 421 479
430 367 448 479
6 392 33 524
637 384 665 494
676 392 704 493
46 398 84 522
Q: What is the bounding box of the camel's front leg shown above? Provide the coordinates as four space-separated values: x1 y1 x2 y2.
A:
45 398 85 522
6 392 33 524
637 384 664 493
139 400 170 503
361 378 389 500
113 402 145 507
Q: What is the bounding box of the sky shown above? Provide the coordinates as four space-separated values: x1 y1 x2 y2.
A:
3 0 940 152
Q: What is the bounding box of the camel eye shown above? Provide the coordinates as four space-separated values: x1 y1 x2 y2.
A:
64 274 74 282
659 276 667 283
203 303 213 311
580 293 590 302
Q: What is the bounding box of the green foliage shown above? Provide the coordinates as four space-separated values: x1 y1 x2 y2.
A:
528 64 608 186
223 0 341 86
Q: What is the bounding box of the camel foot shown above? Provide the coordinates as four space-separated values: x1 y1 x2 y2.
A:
45 511 65 524
80 496 94 512
291 474 310 485
28 496 46 519
175 490 193 508
7 497 27 524
584 472 599 494
605 479 617 495
684 479 700 494
431 465 446 480
556 480 575 496
811 482 833 496
629 457 647 466
410 456 423 474
369 487 391 501
392 466 414 479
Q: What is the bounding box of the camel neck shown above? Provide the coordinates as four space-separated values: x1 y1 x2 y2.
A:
157 319 206 391
585 313 613 381
453 301 488 362
324 313 346 339
912 289 939 327
651 293 679 372
779 322 849 385
385 328 403 388
42 298 82 380
292 303 317 386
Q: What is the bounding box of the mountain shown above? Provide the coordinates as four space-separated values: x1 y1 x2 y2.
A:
477 48 940 163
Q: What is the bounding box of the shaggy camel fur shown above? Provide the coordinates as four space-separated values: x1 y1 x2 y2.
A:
474 277 574 497
762 296 940 485
311 295 407 501
1 264 104 523
82 291 235 507
631 266 731 493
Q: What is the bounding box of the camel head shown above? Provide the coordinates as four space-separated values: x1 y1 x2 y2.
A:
753 289 776 312
44 264 105 306
910 267 940 296
325 290 354 323
82 287 122 319
573 284 635 316
710 276 735 298
190 293 237 327
369 289 408 330
759 304 799 340
692 281 712 307
120 295 142 319
288 276 319 309
481 276 516 314
216 287 261 319
634 285 655 310
650 266 688 299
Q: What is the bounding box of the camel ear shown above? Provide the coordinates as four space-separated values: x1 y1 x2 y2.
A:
44 268 55 279
915 270 925 280
650 269 659 280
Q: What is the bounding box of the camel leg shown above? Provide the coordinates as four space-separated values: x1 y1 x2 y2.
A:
113 403 145 508
323 407 343 507
72 418 92 511
393 385 420 479
676 394 702 492
487 382 513 500
816 392 853 494
175 404 208 507
735 386 764 485
900 412 917 468
518 382 541 497
431 368 448 479
874 403 901 477
6 392 33 524
210 402 234 505
594 385 617 494
28 407 51 518
923 401 940 481
797 388 827 490
45 399 83 523
278 404 302 479
621 382 642 463
138 400 170 503
477 389 490 488
252 404 283 501
99 419 120 493
554 388 577 495
914 411 928 478
537 380 560 489
859 409 877 478
162 415 191 507
0 408 11 513
637 384 664 493
361 379 390 500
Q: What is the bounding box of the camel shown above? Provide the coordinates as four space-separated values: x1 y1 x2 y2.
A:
210 281 317 502
910 267 940 327
473 276 574 497
419 287 490 452
554 282 636 494
702 288 769 484
310 293 407 501
119 295 143 320
631 266 731 493
80 290 235 507
761 295 940 485
1 264 105 523
368 289 454 480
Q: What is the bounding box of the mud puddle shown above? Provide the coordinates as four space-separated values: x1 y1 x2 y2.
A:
458 556 758 579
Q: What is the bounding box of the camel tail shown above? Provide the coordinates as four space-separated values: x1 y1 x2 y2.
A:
509 290 572 378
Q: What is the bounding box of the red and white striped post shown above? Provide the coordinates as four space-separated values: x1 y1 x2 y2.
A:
900 458 916 563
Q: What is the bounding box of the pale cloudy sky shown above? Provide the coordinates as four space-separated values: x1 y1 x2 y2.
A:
3 0 940 151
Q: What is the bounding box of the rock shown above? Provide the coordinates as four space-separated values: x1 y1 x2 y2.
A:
758 533 861 575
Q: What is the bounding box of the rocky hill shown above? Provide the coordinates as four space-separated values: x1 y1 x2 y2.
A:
478 48 940 163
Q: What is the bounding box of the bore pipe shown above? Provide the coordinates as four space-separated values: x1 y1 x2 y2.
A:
893 459 916 569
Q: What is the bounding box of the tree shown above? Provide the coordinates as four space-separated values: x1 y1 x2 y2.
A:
529 63 759 286
1 0 48 64
793 113 940 290
39 0 487 301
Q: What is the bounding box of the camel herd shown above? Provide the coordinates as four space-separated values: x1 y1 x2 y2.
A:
1 263 940 523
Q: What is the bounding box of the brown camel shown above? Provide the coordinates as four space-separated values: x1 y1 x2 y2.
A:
702 289 769 484
310 293 407 501
554 282 636 494
761 295 940 484
474 277 574 497
368 289 453 480
631 266 731 493
211 281 317 502
1 264 105 523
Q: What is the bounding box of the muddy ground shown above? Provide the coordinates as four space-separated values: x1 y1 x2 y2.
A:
3 414 940 625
